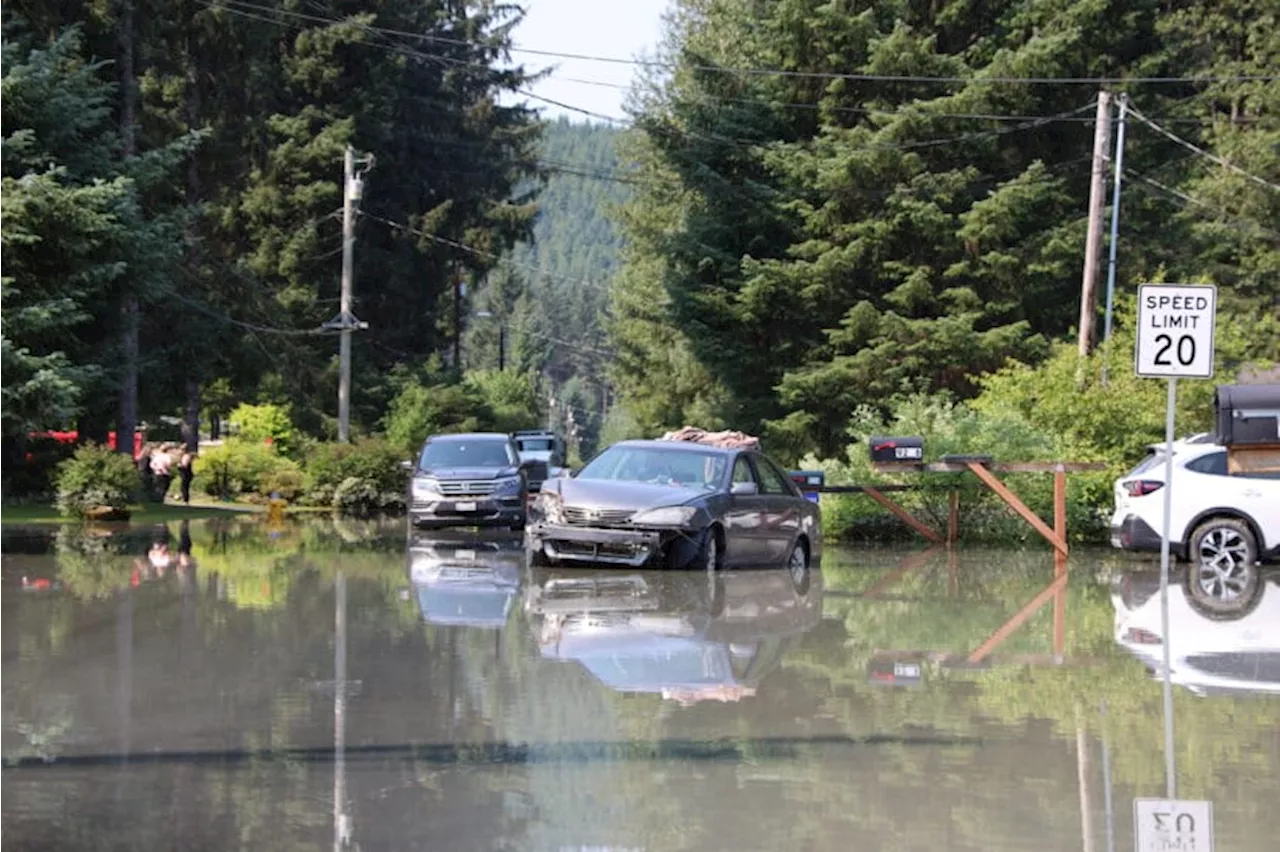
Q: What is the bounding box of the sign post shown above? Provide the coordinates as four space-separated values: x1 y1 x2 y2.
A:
1134 284 1217 817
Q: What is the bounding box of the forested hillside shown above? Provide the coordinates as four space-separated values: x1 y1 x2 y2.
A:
466 119 629 457
2 0 541 458
610 0 1280 461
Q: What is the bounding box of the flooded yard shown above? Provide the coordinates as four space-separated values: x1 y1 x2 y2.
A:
3 517 1278 851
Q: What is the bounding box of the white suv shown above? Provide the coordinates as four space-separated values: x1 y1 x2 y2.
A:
1110 437 1280 571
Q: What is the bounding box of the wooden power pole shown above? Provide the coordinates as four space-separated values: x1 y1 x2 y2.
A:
1077 91 1112 358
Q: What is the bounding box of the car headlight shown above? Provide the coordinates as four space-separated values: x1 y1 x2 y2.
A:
539 491 565 524
412 477 441 500
492 475 522 496
631 506 698 526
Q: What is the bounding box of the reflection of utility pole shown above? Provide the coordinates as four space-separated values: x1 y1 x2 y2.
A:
1076 707 1096 852
334 572 350 851
114 588 134 797
1100 702 1116 852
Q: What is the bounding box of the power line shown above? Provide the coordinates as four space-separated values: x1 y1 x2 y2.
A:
209 1 1280 85
204 0 1280 92
1128 171 1280 241
1128 106 1280 193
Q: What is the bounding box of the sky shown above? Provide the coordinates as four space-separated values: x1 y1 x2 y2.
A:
506 0 671 123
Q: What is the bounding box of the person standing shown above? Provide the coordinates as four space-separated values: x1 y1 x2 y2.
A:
137 443 154 498
178 448 196 504
151 443 174 502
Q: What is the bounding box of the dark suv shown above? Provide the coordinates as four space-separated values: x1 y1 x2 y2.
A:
408 433 531 529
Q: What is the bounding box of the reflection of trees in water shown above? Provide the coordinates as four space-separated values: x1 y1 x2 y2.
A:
7 534 1280 850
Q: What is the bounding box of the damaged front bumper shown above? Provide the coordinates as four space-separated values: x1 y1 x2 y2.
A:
528 522 692 567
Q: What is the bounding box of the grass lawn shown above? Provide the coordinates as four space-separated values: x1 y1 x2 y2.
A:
1 500 263 525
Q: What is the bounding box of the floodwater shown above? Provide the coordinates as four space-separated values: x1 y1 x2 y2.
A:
3 517 1278 851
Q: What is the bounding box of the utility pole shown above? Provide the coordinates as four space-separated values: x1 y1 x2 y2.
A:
453 265 463 370
1077 91 1112 358
329 146 372 443
1100 93 1129 385
498 323 506 372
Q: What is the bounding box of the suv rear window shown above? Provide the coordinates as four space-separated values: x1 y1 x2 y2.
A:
1184 451 1228 475
1127 451 1165 477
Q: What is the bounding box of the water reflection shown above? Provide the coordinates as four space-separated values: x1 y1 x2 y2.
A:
1112 567 1280 696
525 564 822 704
2 520 1279 851
407 530 523 628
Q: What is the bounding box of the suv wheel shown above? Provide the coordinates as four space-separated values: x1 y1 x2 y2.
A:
1186 517 1261 618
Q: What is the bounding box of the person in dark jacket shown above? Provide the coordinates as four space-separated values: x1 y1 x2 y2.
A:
177 449 196 504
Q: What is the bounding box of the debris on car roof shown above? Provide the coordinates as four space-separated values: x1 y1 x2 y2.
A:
659 426 761 451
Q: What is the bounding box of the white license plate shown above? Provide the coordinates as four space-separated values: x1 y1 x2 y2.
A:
895 447 923 460
456 549 476 561
455 502 476 512
894 663 922 678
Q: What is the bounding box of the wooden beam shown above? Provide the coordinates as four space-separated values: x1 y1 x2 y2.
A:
966 463 1068 556
863 547 940 598
947 490 960 545
875 461 1107 474
1053 465 1068 575
967 573 1069 663
862 486 944 543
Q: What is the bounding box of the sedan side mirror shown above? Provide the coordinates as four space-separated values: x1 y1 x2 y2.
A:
731 481 759 496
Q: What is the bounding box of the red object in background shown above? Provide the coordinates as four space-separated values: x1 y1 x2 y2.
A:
28 429 145 458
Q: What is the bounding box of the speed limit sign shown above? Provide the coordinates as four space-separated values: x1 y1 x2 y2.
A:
1135 284 1217 379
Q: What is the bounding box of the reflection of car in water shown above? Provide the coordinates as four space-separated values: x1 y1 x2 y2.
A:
525 564 823 703
407 531 524 628
1112 566 1280 696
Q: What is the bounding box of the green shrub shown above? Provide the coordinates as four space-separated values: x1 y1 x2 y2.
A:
303 438 408 512
805 393 1106 544
3 435 78 500
196 439 299 499
53 443 140 517
465 369 541 433
258 467 305 501
227 403 298 456
383 379 492 455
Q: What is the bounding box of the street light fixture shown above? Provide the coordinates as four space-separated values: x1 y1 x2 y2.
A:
474 310 505 372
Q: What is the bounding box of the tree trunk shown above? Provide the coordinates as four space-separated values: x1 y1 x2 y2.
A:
182 36 202 456
182 380 201 452
116 0 139 456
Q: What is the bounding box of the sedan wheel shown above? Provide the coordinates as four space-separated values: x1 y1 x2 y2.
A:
703 533 719 574
787 541 810 595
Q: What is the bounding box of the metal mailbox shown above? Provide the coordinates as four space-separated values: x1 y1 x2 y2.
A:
869 436 925 465
1215 384 1280 447
789 470 825 504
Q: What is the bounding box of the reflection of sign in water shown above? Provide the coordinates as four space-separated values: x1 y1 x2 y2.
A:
1134 799 1214 852
867 657 924 687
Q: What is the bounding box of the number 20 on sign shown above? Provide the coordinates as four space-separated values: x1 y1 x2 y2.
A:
1135 284 1217 379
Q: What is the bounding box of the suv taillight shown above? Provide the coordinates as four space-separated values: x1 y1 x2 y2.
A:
1124 480 1164 497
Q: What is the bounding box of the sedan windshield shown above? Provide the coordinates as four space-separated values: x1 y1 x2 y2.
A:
577 446 727 488
419 439 515 469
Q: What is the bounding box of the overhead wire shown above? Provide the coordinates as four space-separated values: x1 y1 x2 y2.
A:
1128 106 1280 193
209 1 1280 85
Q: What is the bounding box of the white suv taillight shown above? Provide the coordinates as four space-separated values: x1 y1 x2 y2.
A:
1123 479 1164 498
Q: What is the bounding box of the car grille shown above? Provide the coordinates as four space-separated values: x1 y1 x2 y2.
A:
563 506 633 526
438 480 498 497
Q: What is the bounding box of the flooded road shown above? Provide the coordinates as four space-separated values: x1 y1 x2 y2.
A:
4 517 1278 851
